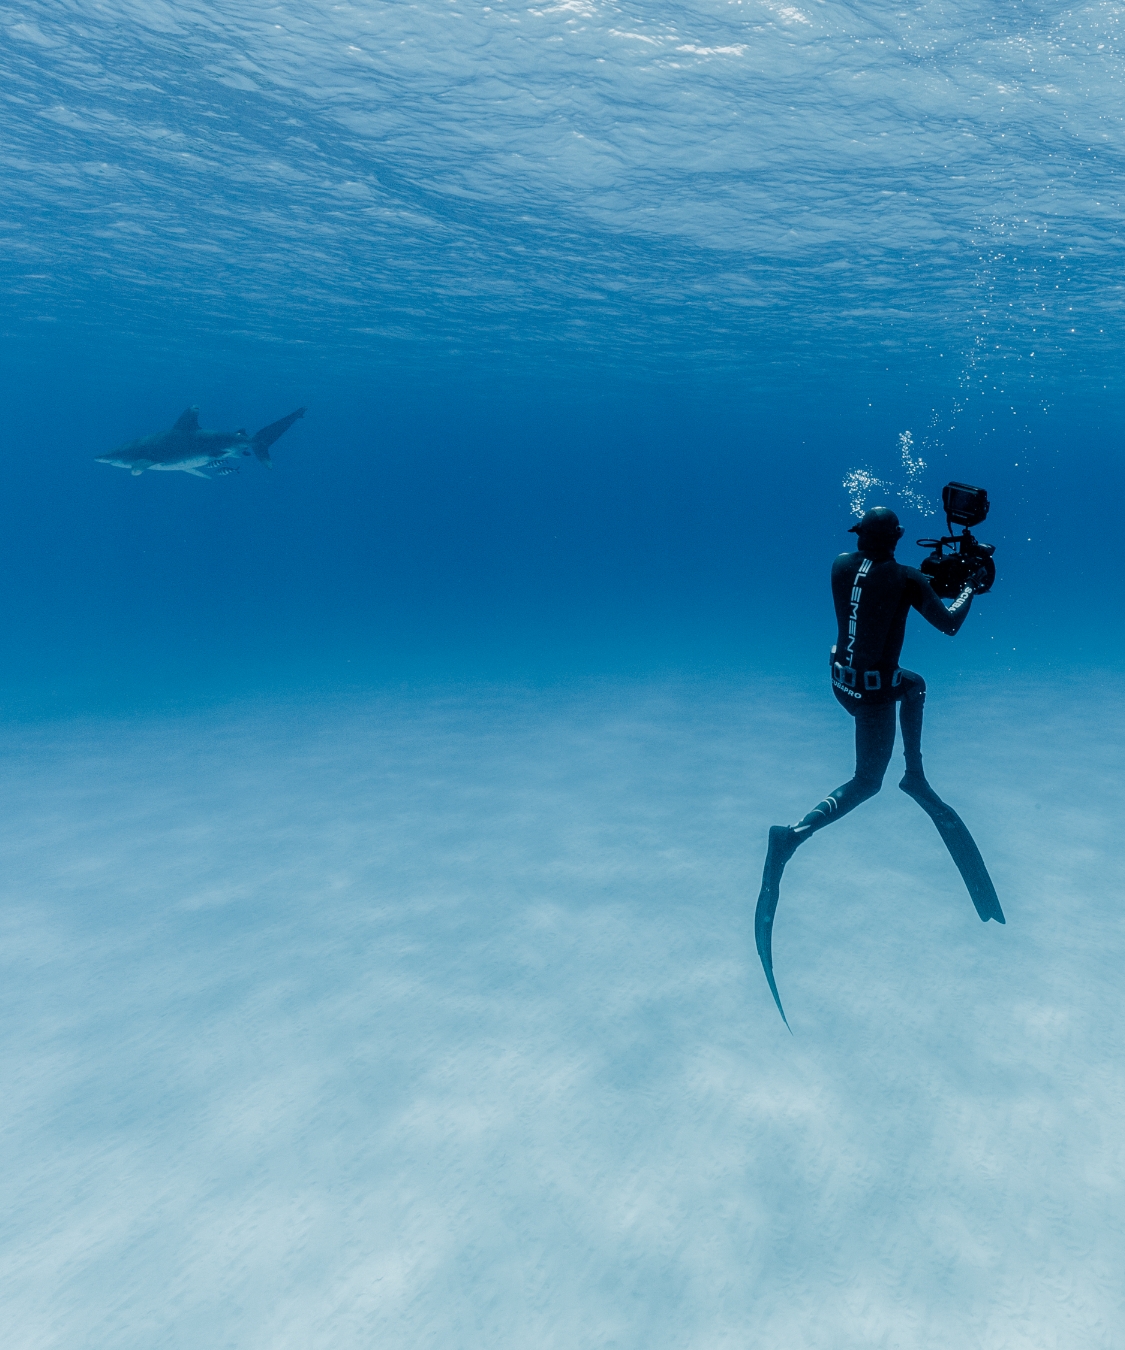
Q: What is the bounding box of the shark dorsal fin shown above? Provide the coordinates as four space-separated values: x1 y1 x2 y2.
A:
173 406 200 432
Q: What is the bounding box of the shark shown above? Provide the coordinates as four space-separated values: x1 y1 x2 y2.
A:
96 406 306 478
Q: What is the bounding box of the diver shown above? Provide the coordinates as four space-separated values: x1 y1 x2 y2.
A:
754 505 1004 1027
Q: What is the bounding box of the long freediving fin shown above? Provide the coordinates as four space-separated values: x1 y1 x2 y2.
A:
755 825 800 1029
899 776 1005 924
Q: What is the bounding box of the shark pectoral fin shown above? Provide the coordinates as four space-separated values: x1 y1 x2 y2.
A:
183 467 211 479
755 825 800 1030
899 777 1005 923
173 405 200 432
252 406 306 465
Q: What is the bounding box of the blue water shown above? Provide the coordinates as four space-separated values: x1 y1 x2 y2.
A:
3 2 1124 1345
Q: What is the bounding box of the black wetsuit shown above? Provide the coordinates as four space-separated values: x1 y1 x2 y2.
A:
754 541 1000 1027
829 549 971 709
801 548 974 834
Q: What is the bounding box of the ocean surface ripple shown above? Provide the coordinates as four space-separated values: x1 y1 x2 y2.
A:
3 0 1122 370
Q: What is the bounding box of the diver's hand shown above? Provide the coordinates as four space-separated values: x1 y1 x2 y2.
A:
965 563 993 594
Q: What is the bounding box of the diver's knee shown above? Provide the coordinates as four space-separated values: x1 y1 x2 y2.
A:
852 775 885 802
900 671 926 700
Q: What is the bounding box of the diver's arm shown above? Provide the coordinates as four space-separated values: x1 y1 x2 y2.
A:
942 584 975 634
908 569 974 636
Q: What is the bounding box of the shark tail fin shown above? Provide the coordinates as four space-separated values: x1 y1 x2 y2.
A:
252 407 306 467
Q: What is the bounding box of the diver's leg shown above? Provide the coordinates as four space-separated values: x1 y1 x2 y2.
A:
895 670 927 786
897 671 951 806
792 702 897 842
756 703 897 1024
763 702 895 877
894 674 1005 923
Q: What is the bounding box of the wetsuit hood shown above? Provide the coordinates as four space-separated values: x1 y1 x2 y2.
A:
849 506 904 557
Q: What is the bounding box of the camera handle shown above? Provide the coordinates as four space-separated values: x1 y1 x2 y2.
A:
916 526 990 555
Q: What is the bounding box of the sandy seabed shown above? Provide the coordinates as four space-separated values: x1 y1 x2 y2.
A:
2 677 1121 1349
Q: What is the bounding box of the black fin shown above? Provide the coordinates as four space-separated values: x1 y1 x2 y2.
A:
755 826 800 1029
252 406 306 466
173 406 200 432
899 777 1005 923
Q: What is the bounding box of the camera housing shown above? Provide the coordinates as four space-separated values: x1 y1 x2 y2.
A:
917 481 996 598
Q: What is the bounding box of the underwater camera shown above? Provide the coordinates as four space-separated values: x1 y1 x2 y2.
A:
917 482 997 598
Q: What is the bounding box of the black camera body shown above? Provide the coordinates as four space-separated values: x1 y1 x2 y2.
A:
917 482 996 599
